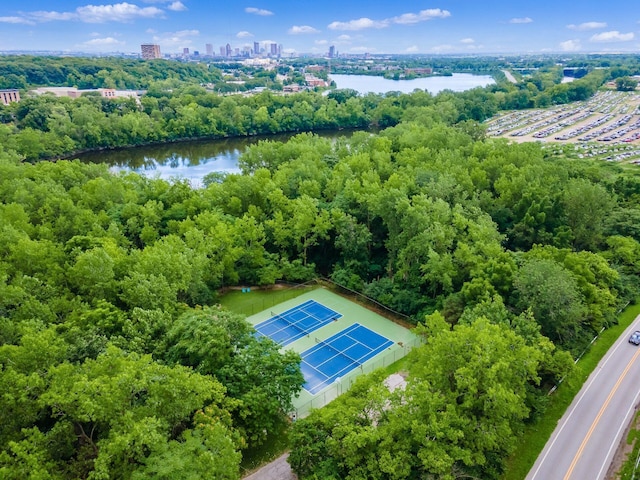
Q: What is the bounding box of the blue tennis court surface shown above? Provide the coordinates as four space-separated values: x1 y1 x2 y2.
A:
301 323 394 394
254 299 342 346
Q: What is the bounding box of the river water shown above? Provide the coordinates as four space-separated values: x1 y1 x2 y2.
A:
76 73 495 185
74 130 354 187
329 73 495 95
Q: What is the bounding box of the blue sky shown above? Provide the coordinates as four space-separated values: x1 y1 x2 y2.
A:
0 1 638 55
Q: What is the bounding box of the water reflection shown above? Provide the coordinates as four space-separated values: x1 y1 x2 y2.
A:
72 130 354 187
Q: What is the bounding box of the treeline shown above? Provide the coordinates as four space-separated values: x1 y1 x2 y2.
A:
0 56 222 90
0 65 608 162
3 103 640 476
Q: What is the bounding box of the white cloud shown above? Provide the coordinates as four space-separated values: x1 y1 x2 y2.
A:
460 37 475 44
431 44 454 53
390 9 451 25
0 16 36 25
405 45 419 52
288 25 320 34
328 17 386 31
328 8 450 31
153 29 199 48
167 1 187 11
83 36 125 47
349 46 376 52
590 31 635 42
509 17 533 24
29 3 165 24
146 28 157 34
245 7 273 16
567 21 606 31
29 11 77 22
77 3 165 23
315 39 328 45
237 31 254 38
560 39 582 51
336 34 351 41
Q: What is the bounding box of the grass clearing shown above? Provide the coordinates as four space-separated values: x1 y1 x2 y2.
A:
502 300 640 480
217 285 315 316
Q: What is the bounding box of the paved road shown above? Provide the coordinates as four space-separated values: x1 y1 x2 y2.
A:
243 453 296 480
502 69 518 84
527 316 640 480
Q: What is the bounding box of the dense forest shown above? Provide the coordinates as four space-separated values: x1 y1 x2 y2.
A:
0 57 608 161
0 56 223 90
2 55 640 478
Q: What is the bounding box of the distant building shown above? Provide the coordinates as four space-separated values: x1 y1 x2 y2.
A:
283 84 302 93
206 43 213 56
405 67 433 75
0 89 20 105
220 46 225 56
183 47 190 56
141 44 161 60
305 74 328 88
253 41 260 55
270 43 278 56
33 87 138 100
225 43 232 57
328 45 335 58
34 87 82 98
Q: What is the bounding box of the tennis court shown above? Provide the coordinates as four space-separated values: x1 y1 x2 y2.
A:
254 299 342 346
301 323 394 394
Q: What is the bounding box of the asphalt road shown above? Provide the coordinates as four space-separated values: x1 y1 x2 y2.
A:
527 317 640 480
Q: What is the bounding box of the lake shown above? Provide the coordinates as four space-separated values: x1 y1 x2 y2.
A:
329 73 495 95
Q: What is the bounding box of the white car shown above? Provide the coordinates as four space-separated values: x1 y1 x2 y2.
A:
629 331 640 345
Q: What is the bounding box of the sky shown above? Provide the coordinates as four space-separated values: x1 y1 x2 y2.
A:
0 1 638 55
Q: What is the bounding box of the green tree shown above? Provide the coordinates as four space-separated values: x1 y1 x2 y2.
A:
513 258 586 346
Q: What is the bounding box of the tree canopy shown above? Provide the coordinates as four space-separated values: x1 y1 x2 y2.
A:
1 56 640 478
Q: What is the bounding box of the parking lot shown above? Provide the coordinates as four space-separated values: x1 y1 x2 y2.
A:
486 90 640 164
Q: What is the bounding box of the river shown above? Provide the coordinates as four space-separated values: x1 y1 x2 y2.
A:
74 130 356 187
76 73 495 185
329 73 495 95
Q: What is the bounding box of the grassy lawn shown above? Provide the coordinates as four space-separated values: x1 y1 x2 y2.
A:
502 300 640 480
217 285 315 316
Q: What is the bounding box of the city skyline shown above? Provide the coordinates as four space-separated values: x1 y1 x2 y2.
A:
0 1 638 56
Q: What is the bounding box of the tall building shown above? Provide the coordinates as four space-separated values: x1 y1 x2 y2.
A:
270 43 278 56
206 43 213 56
0 89 20 105
253 41 260 55
183 47 190 56
328 45 335 58
141 44 161 60
220 46 225 56
225 43 232 57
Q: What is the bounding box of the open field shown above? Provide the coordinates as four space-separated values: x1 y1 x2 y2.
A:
486 90 640 165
